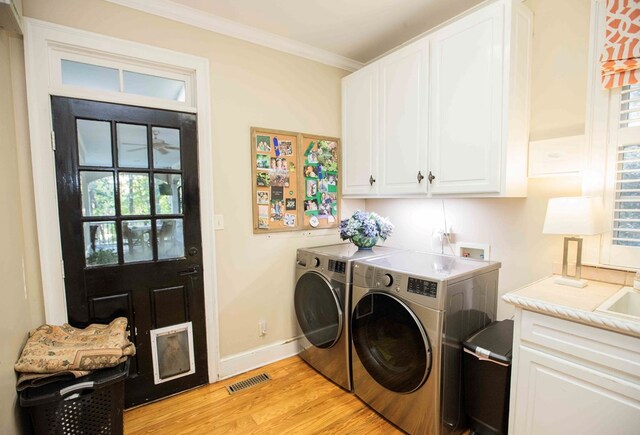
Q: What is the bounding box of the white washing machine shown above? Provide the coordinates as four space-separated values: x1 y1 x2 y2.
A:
294 244 398 391
351 250 500 434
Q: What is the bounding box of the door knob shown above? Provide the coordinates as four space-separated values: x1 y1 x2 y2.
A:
417 171 424 183
428 171 435 184
369 175 376 186
188 247 198 256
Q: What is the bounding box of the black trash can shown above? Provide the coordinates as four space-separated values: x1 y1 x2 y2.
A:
463 319 514 435
19 360 129 435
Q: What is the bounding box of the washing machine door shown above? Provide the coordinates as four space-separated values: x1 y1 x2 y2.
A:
294 271 343 349
352 291 432 393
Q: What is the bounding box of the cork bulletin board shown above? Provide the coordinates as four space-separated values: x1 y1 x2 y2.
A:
299 134 341 230
251 128 300 232
251 128 340 233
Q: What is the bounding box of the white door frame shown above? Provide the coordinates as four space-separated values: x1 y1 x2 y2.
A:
23 18 220 382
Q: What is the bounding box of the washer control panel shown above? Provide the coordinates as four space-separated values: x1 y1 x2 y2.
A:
297 250 349 284
328 259 346 274
407 277 438 298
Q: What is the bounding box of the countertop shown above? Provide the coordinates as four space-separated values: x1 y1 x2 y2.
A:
503 275 640 338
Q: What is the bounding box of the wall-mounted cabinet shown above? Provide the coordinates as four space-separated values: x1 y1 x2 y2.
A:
341 0 532 198
378 39 429 195
342 64 379 195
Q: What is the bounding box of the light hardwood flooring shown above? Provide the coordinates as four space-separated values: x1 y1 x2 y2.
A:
124 356 404 434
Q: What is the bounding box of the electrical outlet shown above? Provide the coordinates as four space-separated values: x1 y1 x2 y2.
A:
433 226 454 241
258 320 267 336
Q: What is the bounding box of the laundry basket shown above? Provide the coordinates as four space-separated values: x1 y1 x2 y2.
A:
19 360 129 435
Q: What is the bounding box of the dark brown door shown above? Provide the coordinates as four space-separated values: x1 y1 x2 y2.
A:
51 97 208 407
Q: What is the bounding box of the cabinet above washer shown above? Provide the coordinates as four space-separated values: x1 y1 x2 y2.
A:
341 0 532 198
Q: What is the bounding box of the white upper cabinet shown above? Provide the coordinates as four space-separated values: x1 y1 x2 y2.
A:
341 0 532 198
430 0 531 196
429 3 504 194
379 39 429 195
342 64 379 195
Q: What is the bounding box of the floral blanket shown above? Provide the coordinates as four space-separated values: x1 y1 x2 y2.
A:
15 317 135 390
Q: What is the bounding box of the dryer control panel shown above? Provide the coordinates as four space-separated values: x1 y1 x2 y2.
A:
357 265 444 310
407 277 438 298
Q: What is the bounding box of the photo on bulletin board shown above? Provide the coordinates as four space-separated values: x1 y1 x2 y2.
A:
299 134 340 229
251 127 300 233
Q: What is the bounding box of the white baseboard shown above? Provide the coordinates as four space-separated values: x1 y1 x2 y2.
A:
217 337 301 380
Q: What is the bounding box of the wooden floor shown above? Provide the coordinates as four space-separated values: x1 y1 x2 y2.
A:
124 356 404 434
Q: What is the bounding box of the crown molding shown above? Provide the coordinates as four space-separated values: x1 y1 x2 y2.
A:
104 0 363 72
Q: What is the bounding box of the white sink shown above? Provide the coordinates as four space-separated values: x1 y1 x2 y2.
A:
596 287 640 321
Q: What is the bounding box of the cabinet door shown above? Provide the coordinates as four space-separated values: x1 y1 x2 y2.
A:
378 40 429 195
511 346 640 435
342 65 378 195
429 3 504 194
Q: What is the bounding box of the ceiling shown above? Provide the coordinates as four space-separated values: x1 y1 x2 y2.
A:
170 0 486 63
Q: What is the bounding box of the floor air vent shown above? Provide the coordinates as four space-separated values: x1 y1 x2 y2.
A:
226 373 271 394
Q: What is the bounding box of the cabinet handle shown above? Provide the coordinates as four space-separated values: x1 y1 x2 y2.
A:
417 171 424 183
428 171 435 184
369 175 376 186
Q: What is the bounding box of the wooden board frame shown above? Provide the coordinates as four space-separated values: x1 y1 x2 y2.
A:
299 133 341 230
251 127 301 233
251 128 341 233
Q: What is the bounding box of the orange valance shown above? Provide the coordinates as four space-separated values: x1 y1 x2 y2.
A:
601 0 640 89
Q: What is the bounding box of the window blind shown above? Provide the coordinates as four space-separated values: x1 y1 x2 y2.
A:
620 84 640 128
614 143 640 247
614 85 640 247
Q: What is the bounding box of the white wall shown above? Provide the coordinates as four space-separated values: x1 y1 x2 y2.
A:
0 29 45 435
366 0 591 318
525 0 591 141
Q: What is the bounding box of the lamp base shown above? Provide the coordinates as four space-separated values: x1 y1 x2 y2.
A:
554 276 588 288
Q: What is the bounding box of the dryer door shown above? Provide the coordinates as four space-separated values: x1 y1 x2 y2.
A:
294 271 343 349
352 291 432 393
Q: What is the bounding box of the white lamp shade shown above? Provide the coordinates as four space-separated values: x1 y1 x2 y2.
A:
543 196 607 236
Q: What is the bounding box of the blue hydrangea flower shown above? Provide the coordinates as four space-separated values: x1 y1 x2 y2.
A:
339 210 393 241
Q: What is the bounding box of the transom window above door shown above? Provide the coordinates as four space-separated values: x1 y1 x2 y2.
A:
77 119 185 267
50 49 195 109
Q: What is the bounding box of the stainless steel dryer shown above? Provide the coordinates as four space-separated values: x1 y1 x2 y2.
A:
351 251 500 435
294 244 398 391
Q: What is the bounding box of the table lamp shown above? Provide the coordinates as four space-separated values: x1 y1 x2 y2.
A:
543 197 606 288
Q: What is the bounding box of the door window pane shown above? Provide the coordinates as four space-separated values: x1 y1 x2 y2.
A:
77 119 112 167
119 173 150 215
123 70 186 102
80 171 115 217
117 123 148 168
152 127 181 169
157 219 184 259
62 60 120 93
84 221 118 267
122 220 153 263
155 174 182 215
